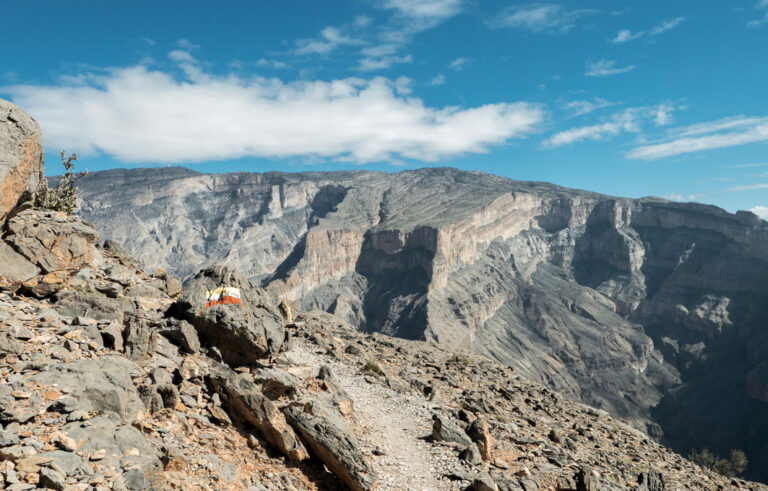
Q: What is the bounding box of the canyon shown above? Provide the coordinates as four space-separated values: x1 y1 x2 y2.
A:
76 166 768 481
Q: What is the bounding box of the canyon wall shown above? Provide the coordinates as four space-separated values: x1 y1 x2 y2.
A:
77 166 768 480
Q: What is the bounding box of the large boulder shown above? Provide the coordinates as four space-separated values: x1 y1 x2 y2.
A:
172 265 286 364
206 364 308 462
0 99 43 222
5 209 98 274
33 355 145 422
284 400 379 491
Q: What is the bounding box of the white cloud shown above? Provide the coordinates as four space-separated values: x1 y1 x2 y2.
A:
255 58 289 70
747 0 768 28
488 3 595 33
562 98 614 116
429 74 446 86
750 206 768 219
664 193 705 202
654 104 674 126
628 116 768 159
732 161 768 168
362 0 464 71
727 183 768 192
382 0 463 22
354 15 372 28
448 57 469 71
649 16 687 35
4 57 544 164
610 16 686 43
295 26 362 55
611 29 644 43
585 59 635 77
543 110 638 147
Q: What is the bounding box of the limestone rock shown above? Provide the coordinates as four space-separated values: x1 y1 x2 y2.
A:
172 265 285 364
33 355 145 422
0 240 38 284
0 98 43 222
5 209 98 274
283 404 378 491
205 364 308 462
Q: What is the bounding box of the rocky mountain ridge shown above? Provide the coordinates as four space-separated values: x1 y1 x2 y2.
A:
76 163 768 481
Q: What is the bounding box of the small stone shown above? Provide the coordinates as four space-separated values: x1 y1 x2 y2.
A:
90 449 107 461
38 467 66 490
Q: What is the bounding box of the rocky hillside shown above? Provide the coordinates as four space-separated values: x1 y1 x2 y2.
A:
1 98 762 490
76 162 768 481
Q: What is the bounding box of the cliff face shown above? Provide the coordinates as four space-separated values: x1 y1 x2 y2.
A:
77 166 768 481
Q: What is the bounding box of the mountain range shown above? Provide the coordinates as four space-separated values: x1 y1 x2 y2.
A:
76 165 768 481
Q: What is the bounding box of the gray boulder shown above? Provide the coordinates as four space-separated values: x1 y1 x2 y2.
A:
206 364 308 462
0 240 38 283
173 265 285 364
63 414 162 487
0 98 43 222
432 413 473 447
284 402 378 491
33 355 145 422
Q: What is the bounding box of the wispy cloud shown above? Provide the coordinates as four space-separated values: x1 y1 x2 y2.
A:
546 104 681 147
382 0 463 23
562 97 615 116
665 193 705 202
3 53 545 164
627 116 768 160
487 3 595 34
429 74 446 86
727 183 768 192
747 0 768 28
358 0 465 71
650 16 687 35
750 206 768 219
610 29 644 43
732 161 768 168
448 57 469 71
585 59 635 77
543 110 637 147
610 16 686 43
295 26 362 55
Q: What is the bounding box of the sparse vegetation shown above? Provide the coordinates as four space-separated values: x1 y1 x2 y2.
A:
688 448 748 477
35 150 87 214
448 354 470 365
362 360 382 376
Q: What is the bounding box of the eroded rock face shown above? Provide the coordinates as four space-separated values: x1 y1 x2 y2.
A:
0 98 43 222
77 166 768 481
33 356 145 422
172 265 286 364
6 209 99 274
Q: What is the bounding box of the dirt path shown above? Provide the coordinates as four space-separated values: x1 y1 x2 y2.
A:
287 343 466 490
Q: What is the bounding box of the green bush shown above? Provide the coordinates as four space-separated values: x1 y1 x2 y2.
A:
448 354 470 365
688 448 748 477
362 360 382 376
35 150 87 214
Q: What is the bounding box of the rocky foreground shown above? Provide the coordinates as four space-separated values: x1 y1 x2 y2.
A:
0 207 763 491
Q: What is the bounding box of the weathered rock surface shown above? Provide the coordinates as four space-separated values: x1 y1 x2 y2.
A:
77 166 768 481
0 98 43 222
171 265 286 364
33 356 145 422
284 403 378 491
206 363 308 462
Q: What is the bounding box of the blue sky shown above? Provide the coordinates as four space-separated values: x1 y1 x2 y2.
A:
2 0 768 217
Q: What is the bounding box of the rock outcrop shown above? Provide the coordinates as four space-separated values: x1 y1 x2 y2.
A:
172 265 286 364
0 99 43 222
76 166 768 482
